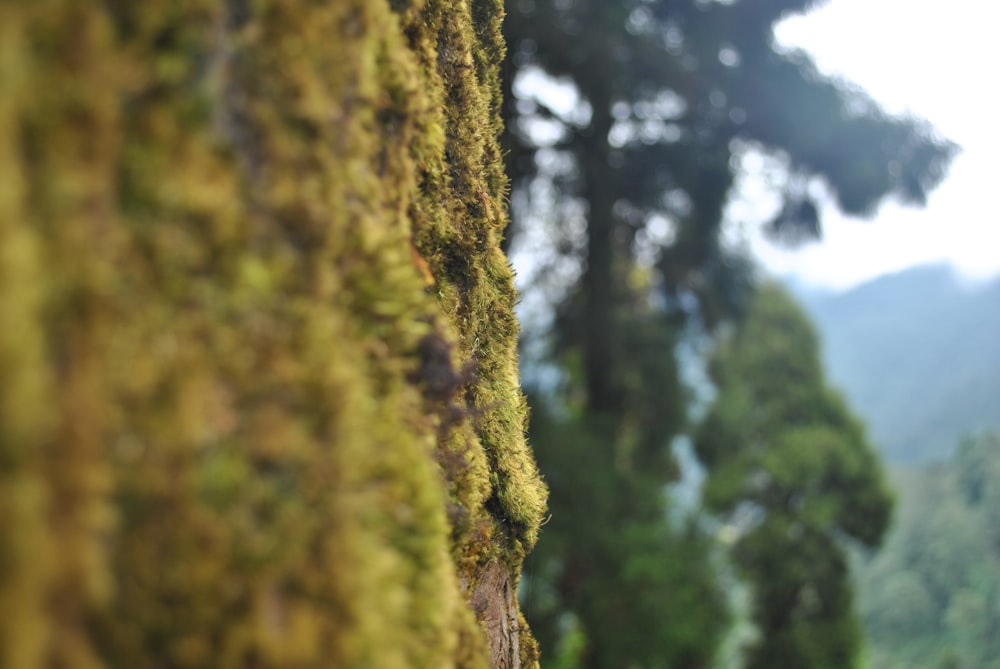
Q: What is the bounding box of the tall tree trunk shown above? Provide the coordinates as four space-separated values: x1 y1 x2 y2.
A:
0 1 546 668
579 91 623 418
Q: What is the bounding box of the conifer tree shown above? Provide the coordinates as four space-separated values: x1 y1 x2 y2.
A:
503 1 953 665
0 1 544 667
695 283 893 669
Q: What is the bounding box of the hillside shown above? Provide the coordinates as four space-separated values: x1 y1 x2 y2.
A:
791 264 1000 463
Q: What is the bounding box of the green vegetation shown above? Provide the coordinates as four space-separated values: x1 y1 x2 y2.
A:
502 0 951 666
0 1 545 667
696 284 893 669
523 380 728 668
790 271 1000 669
4 1 982 668
856 432 1000 669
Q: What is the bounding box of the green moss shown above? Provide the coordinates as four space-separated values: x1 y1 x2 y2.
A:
0 13 57 667
404 0 547 554
1 0 544 667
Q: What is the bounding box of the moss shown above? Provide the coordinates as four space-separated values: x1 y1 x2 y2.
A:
1 0 544 668
404 0 547 551
0 13 58 669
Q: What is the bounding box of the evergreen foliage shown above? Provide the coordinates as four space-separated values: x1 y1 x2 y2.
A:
0 1 545 667
502 1 952 666
857 432 1000 669
695 283 893 669
525 392 728 669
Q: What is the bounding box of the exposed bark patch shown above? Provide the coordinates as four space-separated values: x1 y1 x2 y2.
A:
471 560 520 669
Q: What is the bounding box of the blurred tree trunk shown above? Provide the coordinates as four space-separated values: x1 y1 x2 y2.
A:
0 1 545 668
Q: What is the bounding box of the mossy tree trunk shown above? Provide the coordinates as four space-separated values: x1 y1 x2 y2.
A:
0 1 546 668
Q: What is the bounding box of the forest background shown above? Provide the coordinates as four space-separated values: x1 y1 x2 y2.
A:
501 1 997 669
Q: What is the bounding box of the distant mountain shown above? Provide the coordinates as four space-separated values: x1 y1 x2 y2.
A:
789 264 1000 463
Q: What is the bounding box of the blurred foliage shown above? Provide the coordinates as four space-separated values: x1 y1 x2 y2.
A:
524 392 728 669
695 283 893 669
0 1 545 668
502 0 952 667
856 432 1000 669
503 0 956 317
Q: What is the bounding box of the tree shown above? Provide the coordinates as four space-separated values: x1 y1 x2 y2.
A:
0 1 544 668
856 432 1000 669
503 0 955 327
503 0 953 665
694 283 893 669
524 388 728 669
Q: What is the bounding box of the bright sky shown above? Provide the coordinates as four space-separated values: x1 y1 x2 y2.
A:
746 0 1000 290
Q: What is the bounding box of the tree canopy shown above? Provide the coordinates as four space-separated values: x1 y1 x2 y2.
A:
695 283 893 669
857 433 1000 669
504 0 956 323
504 1 953 666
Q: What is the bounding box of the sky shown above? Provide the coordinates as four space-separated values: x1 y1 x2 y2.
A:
746 0 1000 290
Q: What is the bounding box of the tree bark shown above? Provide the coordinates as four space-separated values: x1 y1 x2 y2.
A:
0 1 545 668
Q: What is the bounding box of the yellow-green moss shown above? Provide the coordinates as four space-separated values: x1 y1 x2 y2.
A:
404 0 548 553
0 13 57 669
0 0 545 668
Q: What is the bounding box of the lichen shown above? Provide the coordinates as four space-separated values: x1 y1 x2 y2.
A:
0 0 545 668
